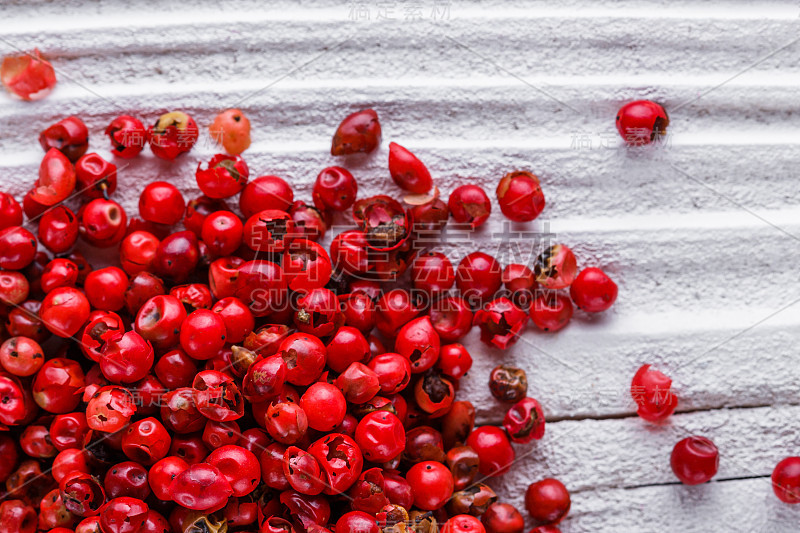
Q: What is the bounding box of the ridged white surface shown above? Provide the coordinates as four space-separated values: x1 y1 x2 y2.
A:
2 1 800 531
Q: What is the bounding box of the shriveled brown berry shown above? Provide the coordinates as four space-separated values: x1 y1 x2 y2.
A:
446 445 480 491
447 483 497 516
489 365 528 403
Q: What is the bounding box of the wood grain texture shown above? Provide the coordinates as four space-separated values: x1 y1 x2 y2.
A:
2 1 800 531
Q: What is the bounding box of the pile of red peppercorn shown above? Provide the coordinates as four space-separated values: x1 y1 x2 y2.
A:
0 103 622 533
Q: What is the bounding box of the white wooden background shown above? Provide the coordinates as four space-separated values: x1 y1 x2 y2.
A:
2 1 800 531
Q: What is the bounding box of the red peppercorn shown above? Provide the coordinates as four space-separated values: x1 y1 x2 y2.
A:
238 175 293 218
40 287 90 338
388 142 433 193
534 244 577 290
473 297 528 349
496 170 546 222
529 292 573 332
37 205 79 253
75 152 117 198
300 382 347 432
630 364 678 422
331 109 381 155
504 397 546 443
192 370 244 422
243 208 295 253
201 210 243 257
148 111 199 160
169 463 233 511
355 411 406 462
148 456 189 500
336 362 381 405
456 252 502 306
325 326 370 373
283 241 332 294
570 267 618 312
448 185 491 228
139 182 185 225
395 316 441 374
0 192 22 230
39 116 88 162
195 153 249 199
0 336 44 377
525 478 571 524
0 226 37 270
154 231 200 283
341 291 377 334
265 402 308 445
1 49 57 100
411 251 455 294
406 461 454 511
481 502 525 533
99 330 154 384
121 417 171 465
313 166 358 211
0 271 29 306
772 457 800 504
670 436 719 485
31 149 76 206
466 426 515 477
415 371 455 415
289 200 327 242
85 385 137 433
430 295 474 343
105 115 147 158
119 231 160 276
103 461 150 501
616 100 669 145
84 267 128 312
211 297 253 344
368 352 412 394
79 198 127 247
436 343 472 380
206 444 261 497
443 514 486 533
307 433 364 495
209 108 251 155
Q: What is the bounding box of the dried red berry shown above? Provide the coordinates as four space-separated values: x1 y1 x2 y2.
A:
616 100 669 145
671 436 719 485
331 109 381 155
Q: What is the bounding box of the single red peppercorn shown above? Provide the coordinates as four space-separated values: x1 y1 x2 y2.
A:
388 142 433 193
772 457 800 504
529 292 573 332
37 205 79 253
670 436 719 485
631 364 678 422
448 184 491 228
195 153 249 199
406 461 454 511
534 244 578 290
313 166 358 211
525 478 571 524
331 109 381 155
504 397 546 443
75 152 117 198
139 182 185 225
496 170 546 222
570 267 618 312
481 502 525 533
466 426 515 477
616 99 669 145
148 111 198 160
105 115 147 158
1 49 57 100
